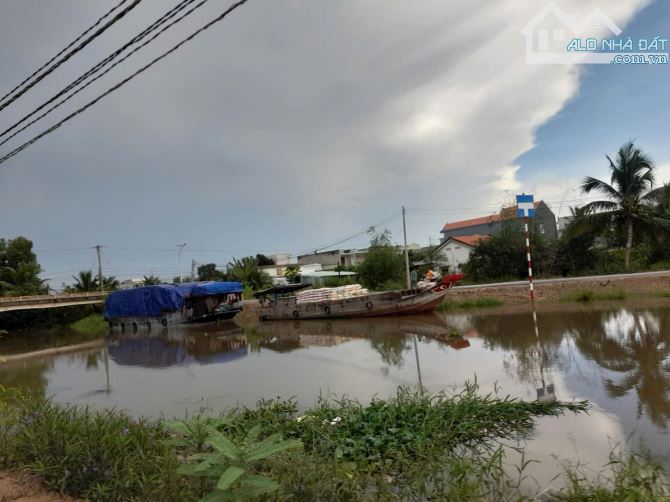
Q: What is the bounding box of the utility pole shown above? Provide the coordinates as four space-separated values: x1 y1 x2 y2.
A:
95 244 104 293
177 243 186 283
191 259 196 281
402 206 411 289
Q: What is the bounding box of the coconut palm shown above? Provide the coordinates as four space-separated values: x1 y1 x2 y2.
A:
102 276 119 290
572 141 663 272
227 256 272 290
70 270 99 292
143 274 161 286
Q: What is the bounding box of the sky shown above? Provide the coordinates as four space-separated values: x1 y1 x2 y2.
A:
0 0 668 287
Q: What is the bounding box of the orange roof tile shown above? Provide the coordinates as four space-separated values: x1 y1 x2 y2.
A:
442 214 503 231
443 201 543 231
446 234 490 247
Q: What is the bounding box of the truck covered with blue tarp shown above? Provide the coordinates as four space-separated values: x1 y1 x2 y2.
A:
104 281 244 327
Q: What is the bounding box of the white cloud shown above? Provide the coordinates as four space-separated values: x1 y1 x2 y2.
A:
0 0 654 278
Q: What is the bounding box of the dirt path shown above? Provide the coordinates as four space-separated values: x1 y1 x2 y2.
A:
0 471 82 502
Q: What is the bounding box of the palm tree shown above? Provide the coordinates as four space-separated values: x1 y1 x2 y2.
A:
143 274 161 286
102 276 119 291
227 256 272 290
574 141 662 272
70 270 99 292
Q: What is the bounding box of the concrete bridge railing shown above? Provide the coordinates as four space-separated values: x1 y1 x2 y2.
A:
0 291 108 312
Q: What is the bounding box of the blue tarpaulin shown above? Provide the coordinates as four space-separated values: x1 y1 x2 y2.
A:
104 281 243 319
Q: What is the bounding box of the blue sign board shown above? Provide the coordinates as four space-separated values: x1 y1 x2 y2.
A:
516 194 535 218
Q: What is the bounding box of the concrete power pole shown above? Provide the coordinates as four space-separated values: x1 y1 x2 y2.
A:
95 244 104 293
191 259 196 281
177 243 186 283
402 206 411 289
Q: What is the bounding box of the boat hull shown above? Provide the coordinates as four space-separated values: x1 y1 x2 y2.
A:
258 282 453 321
107 308 242 331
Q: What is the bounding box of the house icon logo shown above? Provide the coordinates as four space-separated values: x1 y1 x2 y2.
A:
521 1 623 64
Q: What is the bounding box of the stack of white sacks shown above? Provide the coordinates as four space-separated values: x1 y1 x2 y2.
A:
296 284 369 304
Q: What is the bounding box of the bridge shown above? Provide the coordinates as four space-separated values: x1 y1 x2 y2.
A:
0 291 108 313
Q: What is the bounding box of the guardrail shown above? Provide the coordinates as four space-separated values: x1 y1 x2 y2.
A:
0 291 108 308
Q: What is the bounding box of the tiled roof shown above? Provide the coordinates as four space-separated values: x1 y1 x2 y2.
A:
443 201 543 231
442 214 503 231
445 234 490 247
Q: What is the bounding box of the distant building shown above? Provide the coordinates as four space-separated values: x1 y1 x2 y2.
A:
441 200 558 242
300 270 358 288
119 278 144 289
260 262 322 286
297 249 368 270
430 234 490 272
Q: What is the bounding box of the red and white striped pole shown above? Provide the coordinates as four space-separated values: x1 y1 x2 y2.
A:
524 216 535 303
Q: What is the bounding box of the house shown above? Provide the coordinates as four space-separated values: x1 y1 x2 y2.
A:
441 200 558 242
431 235 490 272
297 248 368 270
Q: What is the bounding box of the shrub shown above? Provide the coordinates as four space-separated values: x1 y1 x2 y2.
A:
1 396 192 501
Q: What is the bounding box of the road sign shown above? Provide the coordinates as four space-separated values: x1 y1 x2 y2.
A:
516 194 535 218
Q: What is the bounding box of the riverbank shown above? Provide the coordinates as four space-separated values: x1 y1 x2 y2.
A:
448 270 670 305
1 385 668 501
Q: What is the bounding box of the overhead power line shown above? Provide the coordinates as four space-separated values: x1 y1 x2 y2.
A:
0 0 250 166
0 0 143 112
0 0 131 105
0 0 211 147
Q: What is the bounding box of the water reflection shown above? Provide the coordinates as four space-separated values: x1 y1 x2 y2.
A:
573 309 670 428
108 329 248 368
450 301 670 432
3 302 670 471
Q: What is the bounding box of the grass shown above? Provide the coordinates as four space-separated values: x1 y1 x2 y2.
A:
437 297 504 311
69 313 108 335
562 289 627 303
1 384 668 500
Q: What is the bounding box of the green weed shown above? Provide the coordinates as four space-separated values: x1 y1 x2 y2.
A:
563 289 627 302
437 297 504 311
69 313 108 335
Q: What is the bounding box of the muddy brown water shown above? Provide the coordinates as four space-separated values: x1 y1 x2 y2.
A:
2 299 670 489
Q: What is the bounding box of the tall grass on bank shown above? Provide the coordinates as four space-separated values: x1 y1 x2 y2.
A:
437 297 504 311
2 384 668 500
562 289 627 303
69 313 108 335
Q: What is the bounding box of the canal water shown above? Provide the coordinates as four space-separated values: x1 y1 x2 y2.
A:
1 299 670 487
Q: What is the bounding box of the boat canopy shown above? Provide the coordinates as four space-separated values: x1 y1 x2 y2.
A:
104 281 243 318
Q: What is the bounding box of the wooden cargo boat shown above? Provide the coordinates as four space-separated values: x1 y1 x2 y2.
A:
254 275 463 321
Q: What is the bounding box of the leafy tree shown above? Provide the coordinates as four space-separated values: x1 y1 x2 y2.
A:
255 254 275 266
550 206 598 276
69 270 99 293
197 263 227 281
227 256 272 290
0 236 45 296
283 265 301 283
356 229 404 291
142 274 161 286
571 141 666 272
463 220 550 283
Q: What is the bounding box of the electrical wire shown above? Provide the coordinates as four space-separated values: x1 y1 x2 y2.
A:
0 0 131 105
0 0 212 147
0 0 250 166
0 0 143 112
